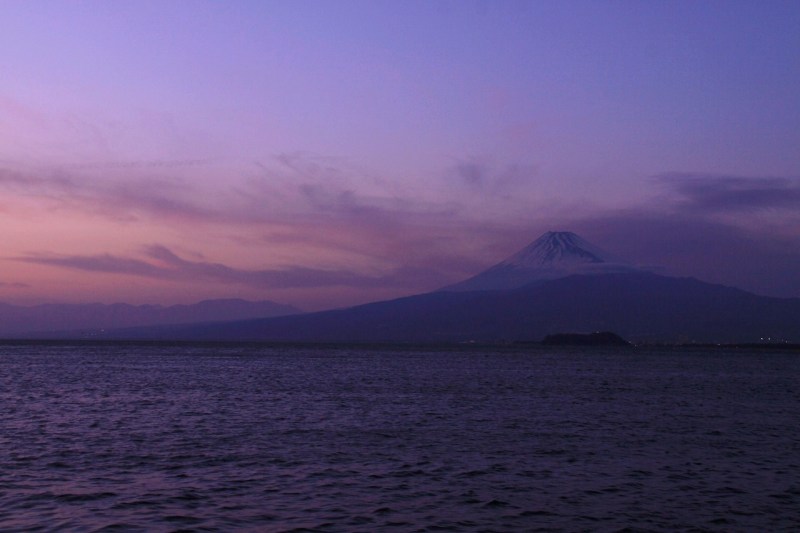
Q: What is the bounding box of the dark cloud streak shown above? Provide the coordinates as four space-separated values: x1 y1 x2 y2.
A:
0 281 30 289
563 173 800 298
657 173 800 213
14 253 176 279
14 245 431 290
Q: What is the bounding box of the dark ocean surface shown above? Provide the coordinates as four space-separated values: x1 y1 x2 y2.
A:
1 343 798 532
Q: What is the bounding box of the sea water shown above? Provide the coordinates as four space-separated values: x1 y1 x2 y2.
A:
0 342 798 532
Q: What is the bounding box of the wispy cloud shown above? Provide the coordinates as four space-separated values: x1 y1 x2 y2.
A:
0 281 30 289
16 252 171 278
13 154 799 301
0 165 220 223
0 154 532 298
0 153 458 227
14 244 434 290
449 157 537 195
62 159 213 171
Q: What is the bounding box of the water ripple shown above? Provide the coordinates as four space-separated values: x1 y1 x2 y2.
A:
0 344 798 531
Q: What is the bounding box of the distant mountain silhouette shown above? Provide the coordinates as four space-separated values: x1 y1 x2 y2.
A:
442 231 640 291
91 273 800 344
0 298 300 338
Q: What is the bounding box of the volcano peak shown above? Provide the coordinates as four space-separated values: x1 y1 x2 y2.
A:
442 231 638 292
502 231 609 268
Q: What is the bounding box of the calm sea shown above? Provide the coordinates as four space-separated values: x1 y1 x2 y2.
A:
1 342 798 532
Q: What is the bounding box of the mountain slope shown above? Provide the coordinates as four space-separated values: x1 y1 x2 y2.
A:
96 273 800 343
0 299 301 338
442 231 639 292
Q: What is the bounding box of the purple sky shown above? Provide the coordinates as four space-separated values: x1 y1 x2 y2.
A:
1 1 799 310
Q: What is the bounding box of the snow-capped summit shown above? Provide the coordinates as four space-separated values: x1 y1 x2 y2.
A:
442 231 639 292
502 231 610 268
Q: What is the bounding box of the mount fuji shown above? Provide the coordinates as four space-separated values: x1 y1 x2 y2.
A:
443 231 639 291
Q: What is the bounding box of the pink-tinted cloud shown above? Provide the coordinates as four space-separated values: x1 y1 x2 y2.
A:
0 164 217 222
0 282 30 289
0 155 459 226
13 244 441 290
0 153 532 266
5 155 800 305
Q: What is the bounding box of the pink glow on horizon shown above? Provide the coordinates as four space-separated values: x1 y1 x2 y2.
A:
1 2 799 309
